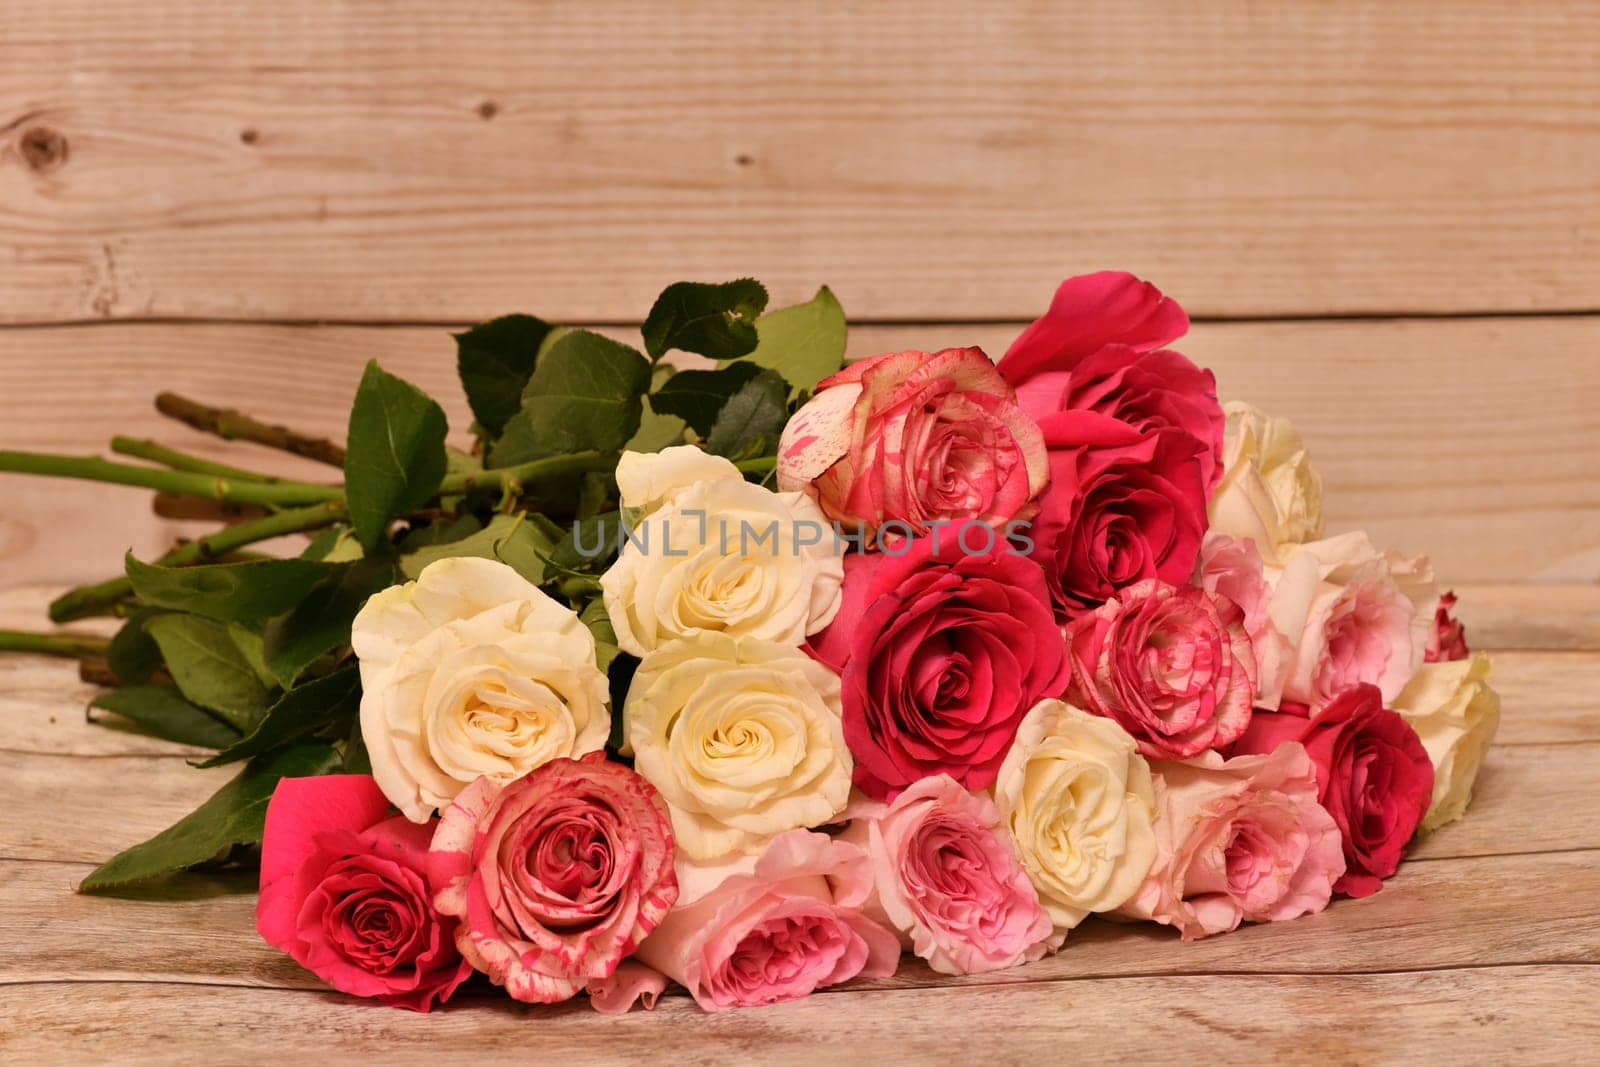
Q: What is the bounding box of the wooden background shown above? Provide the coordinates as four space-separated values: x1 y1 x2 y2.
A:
2 1 1599 1062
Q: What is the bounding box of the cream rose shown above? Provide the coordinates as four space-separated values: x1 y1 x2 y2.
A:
994 699 1159 937
601 447 844 656
622 632 850 860
1391 651 1501 832
1209 400 1324 563
351 557 610 821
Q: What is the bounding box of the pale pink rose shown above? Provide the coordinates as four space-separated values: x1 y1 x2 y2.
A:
1266 532 1434 713
776 347 1048 535
585 961 669 1015
1121 743 1345 940
635 829 901 1011
840 776 1054 975
1197 533 1293 709
428 753 678 1005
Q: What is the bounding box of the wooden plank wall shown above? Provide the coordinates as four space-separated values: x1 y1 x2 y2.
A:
2 0 1597 589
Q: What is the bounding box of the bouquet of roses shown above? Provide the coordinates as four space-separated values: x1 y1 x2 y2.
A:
0 272 1500 1013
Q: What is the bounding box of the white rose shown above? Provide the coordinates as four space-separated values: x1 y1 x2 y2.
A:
994 699 1159 937
1391 651 1501 832
351 556 610 821
623 632 851 860
600 449 844 656
1209 401 1325 563
615 445 742 518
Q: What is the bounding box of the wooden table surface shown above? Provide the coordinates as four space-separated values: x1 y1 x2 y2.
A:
1 582 1597 1063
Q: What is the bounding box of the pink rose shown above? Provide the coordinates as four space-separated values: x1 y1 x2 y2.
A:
1065 579 1255 760
635 829 901 1011
1231 684 1434 899
840 775 1054 975
257 775 471 1012
776 346 1048 535
1426 591 1470 662
1121 743 1345 940
428 753 678 1004
808 536 1069 799
1197 532 1292 708
999 271 1223 489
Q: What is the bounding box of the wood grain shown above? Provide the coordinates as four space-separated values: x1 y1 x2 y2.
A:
2 969 1596 1064
3 316 1598 584
4 2 1600 324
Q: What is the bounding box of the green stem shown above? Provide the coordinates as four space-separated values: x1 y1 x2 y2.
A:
0 629 110 658
0 451 342 507
49 501 348 622
735 456 777 474
110 437 280 483
439 451 615 495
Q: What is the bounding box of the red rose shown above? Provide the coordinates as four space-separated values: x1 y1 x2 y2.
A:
1066 579 1255 760
257 775 472 1012
808 536 1068 799
1231 683 1434 898
999 271 1223 489
1426 591 1470 662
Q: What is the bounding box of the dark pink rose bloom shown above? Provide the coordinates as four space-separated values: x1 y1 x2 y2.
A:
1066 579 1256 760
776 346 1048 535
257 774 472 1012
808 536 1069 800
1425 591 1470 662
1231 684 1434 898
428 753 678 1005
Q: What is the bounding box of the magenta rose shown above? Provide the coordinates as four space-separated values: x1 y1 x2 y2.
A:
635 829 900 1010
257 774 471 1012
776 346 1048 535
1120 743 1346 940
428 752 678 1005
1066 579 1255 760
999 271 1223 490
840 774 1053 975
808 536 1069 799
1426 591 1470 662
1231 684 1434 898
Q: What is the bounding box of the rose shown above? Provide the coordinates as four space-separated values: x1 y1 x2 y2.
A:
994 700 1158 934
1028 418 1209 618
1120 743 1345 940
257 775 471 1012
998 270 1223 489
1231 684 1434 898
1208 401 1325 563
622 632 852 861
634 829 900 1011
428 753 678 1004
808 535 1069 799
1266 532 1433 713
351 556 611 821
840 774 1053 975
1065 579 1256 759
1391 652 1501 832
1426 591 1470 662
601 447 844 656
1197 532 1292 707
776 346 1048 535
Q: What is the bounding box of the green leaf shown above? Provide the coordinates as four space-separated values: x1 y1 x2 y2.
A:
78 743 340 893
88 686 242 749
196 668 362 768
580 598 621 673
641 279 769 361
107 610 163 685
705 367 790 458
299 526 349 561
126 554 340 628
145 615 274 731
400 512 560 585
489 331 651 467
627 369 689 454
454 314 555 437
551 511 624 573
732 286 847 396
261 556 395 686
344 360 450 551
650 363 764 437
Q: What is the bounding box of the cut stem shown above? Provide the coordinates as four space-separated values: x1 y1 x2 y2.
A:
156 392 348 468
0 451 342 507
111 437 280 483
735 455 777 475
0 629 110 658
49 500 347 622
439 451 615 495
